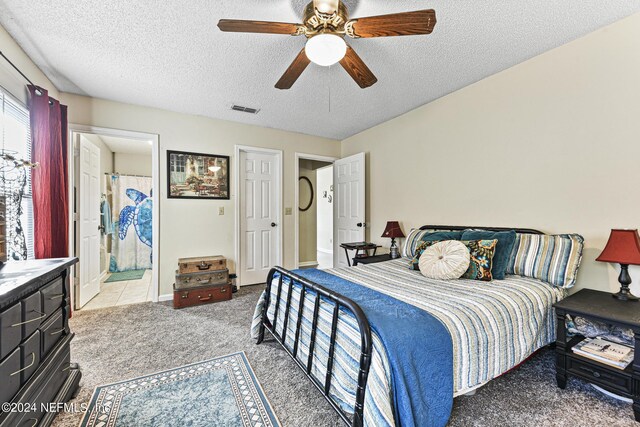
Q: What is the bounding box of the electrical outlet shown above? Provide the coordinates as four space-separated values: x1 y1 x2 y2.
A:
218 207 224 215
285 207 292 215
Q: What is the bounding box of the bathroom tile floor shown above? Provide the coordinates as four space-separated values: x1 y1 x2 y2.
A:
81 269 153 310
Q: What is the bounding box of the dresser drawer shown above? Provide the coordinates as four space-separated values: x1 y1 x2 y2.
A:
41 277 65 318
40 309 65 358
0 347 21 404
21 293 44 338
20 331 40 386
0 303 21 360
175 269 229 290
10 346 70 427
567 355 632 395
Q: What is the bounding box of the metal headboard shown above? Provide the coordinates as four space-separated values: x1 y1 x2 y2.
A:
419 225 544 234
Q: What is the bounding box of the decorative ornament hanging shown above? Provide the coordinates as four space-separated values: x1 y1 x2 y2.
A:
1 150 39 260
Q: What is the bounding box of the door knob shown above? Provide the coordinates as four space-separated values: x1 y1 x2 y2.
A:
357 222 366 228
271 222 277 227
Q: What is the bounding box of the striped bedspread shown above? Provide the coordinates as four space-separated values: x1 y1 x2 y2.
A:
252 258 565 426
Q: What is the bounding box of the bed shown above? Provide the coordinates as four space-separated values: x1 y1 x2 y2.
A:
251 226 583 427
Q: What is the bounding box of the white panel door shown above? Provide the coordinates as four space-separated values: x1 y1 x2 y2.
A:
78 138 101 307
240 151 280 285
333 153 366 267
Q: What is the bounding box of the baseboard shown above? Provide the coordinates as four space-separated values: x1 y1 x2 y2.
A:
158 294 173 302
299 261 319 268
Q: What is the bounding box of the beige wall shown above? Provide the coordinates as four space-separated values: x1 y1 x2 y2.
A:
0 25 59 104
4 13 640 297
60 93 341 297
342 13 640 294
114 153 152 177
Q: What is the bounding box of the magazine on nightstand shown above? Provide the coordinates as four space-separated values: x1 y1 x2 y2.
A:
572 337 634 370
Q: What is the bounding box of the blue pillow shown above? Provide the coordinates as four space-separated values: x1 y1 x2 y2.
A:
403 230 464 258
420 231 463 243
460 230 517 280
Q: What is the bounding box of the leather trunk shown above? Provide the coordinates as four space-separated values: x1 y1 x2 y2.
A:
178 256 226 274
173 284 232 309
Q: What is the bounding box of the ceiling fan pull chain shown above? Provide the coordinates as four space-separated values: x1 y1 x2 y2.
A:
328 65 332 113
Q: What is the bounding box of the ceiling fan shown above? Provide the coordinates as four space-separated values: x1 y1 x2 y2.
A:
218 0 436 89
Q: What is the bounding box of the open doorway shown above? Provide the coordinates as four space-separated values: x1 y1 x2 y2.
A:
70 127 159 310
295 154 336 270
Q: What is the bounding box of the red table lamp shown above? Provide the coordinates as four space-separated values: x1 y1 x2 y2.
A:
382 221 405 259
596 229 640 301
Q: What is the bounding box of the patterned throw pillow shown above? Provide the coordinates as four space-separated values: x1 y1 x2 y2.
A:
460 230 516 280
507 233 584 288
410 239 498 282
461 239 498 281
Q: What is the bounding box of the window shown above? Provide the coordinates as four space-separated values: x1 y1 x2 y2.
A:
0 87 34 260
170 155 185 173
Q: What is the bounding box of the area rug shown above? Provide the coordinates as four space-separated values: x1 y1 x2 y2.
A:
104 269 146 283
79 352 280 427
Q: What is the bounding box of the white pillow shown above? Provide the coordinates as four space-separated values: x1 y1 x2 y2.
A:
419 240 470 280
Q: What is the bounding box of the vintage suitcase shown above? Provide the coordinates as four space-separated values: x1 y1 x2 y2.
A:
173 283 232 309
175 269 229 290
178 256 226 274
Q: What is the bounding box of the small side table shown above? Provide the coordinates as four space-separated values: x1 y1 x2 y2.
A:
553 289 640 422
339 242 381 267
353 254 392 266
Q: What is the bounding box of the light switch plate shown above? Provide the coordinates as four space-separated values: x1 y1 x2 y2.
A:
218 207 224 215
285 207 292 215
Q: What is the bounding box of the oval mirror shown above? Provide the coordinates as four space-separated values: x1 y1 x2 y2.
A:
299 176 314 212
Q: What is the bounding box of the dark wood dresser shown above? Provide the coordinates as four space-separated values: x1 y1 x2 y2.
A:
0 258 81 426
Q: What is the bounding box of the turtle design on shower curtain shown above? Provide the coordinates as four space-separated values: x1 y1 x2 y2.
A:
119 189 153 261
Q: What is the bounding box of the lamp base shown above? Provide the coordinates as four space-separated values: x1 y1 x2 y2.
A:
612 290 639 301
613 264 639 301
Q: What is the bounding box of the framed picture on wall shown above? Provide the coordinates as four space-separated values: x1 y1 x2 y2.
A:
167 150 230 199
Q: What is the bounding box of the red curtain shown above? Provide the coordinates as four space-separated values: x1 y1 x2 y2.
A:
29 85 69 259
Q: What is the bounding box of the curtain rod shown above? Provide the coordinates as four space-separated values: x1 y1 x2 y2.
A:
0 50 46 97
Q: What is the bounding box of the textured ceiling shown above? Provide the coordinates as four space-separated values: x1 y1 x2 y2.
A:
1 1 638 139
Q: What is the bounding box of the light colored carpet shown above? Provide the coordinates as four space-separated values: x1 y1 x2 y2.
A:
53 285 635 427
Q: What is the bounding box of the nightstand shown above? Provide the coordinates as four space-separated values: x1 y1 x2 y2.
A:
554 289 640 421
339 242 381 267
352 254 392 266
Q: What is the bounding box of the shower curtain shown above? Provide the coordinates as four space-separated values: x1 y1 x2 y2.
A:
109 174 153 272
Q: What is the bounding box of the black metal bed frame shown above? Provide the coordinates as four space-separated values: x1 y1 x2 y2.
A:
419 225 544 234
257 266 372 427
257 226 544 426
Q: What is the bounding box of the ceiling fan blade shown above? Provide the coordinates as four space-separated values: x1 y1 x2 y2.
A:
217 19 303 35
275 48 311 90
339 45 377 89
346 9 436 38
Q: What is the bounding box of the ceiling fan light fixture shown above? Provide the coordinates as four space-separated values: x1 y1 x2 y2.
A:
314 0 339 17
305 34 347 67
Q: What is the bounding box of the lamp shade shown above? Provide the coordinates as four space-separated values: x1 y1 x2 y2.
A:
381 221 405 239
596 229 640 265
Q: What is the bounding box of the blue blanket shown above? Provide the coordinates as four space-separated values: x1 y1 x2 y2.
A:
292 269 453 427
